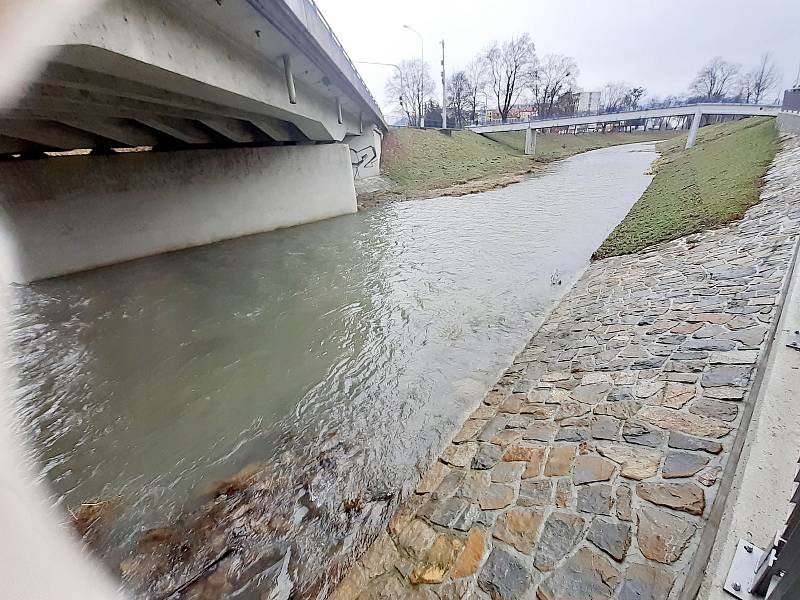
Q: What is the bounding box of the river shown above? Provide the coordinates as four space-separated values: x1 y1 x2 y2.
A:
10 142 656 598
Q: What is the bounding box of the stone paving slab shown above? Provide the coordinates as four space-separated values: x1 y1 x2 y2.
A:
333 135 800 600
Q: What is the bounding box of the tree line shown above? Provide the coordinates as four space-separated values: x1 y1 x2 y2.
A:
384 35 782 127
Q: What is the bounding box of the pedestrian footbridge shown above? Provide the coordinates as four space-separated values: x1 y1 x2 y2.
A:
471 103 780 153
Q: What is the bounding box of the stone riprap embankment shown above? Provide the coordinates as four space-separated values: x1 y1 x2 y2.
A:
333 134 800 600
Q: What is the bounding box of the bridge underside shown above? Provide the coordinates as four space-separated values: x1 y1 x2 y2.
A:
0 0 385 282
0 143 357 284
0 56 310 155
1 0 386 153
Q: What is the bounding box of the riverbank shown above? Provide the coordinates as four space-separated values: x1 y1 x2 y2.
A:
25 141 660 599
334 133 800 599
357 128 676 209
594 117 779 259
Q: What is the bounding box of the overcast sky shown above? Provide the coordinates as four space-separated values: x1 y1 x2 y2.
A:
317 0 800 114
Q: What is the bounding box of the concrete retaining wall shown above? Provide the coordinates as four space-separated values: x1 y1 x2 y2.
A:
778 111 800 134
346 127 382 179
0 143 356 283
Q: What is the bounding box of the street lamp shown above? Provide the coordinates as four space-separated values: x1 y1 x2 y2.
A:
440 39 446 129
354 61 406 121
478 91 489 125
403 24 424 127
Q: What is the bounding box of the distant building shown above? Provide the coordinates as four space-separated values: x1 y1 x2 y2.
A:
515 104 537 121
577 91 601 114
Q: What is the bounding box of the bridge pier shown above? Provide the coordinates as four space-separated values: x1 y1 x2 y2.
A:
686 108 703 149
0 144 357 283
525 127 537 156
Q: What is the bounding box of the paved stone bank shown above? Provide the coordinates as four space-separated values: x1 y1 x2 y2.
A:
333 134 800 600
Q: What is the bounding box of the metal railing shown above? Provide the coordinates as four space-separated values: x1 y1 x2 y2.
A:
725 455 800 598
303 0 382 111
477 101 780 128
748 467 800 598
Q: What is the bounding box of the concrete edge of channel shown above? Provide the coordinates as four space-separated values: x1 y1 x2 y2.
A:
678 138 800 600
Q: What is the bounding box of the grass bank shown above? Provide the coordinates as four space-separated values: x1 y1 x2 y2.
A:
380 128 529 193
593 117 779 260
373 127 676 204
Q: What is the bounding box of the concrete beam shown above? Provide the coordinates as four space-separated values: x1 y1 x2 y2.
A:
0 144 357 283
54 117 162 147
0 119 104 150
0 135 45 155
50 0 353 140
135 117 217 145
37 62 307 141
199 117 263 143
250 117 301 142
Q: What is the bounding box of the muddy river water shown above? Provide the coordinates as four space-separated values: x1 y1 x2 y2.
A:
10 142 656 598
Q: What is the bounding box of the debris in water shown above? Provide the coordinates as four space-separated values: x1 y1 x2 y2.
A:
68 496 122 540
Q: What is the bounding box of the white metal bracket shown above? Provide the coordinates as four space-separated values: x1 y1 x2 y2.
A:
724 539 766 599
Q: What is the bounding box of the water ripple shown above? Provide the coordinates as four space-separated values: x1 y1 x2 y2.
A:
10 143 656 597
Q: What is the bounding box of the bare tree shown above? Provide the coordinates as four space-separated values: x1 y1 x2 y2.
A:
484 33 536 123
623 87 646 110
464 56 488 124
736 72 755 103
744 52 781 104
551 90 579 116
385 58 435 126
600 82 646 112
601 81 629 112
529 54 578 118
690 57 740 101
662 94 684 107
447 71 471 128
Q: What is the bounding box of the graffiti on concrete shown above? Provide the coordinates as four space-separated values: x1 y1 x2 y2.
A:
350 145 377 178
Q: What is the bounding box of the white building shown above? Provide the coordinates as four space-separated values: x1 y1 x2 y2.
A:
577 91 602 114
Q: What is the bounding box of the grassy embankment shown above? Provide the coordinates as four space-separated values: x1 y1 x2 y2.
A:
377 127 675 200
593 116 779 259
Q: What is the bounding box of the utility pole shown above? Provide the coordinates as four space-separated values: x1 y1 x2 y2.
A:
440 39 447 129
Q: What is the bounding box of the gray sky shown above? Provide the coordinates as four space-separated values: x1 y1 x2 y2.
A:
317 0 800 113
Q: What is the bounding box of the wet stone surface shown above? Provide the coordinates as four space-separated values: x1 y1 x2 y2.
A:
333 137 800 598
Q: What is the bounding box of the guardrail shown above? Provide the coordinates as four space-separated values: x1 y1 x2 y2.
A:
304 0 382 114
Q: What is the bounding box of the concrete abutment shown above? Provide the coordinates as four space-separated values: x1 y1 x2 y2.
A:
0 143 357 283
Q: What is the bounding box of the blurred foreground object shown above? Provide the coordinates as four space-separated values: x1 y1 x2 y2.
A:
0 1 124 598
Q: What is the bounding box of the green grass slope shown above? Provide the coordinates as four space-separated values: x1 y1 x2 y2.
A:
593 117 778 260
380 128 530 192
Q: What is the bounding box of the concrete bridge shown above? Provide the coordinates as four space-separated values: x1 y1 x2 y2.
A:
0 0 387 283
471 103 781 154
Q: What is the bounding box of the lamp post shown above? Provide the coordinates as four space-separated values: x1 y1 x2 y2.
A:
403 24 424 127
440 39 447 129
478 91 489 125
354 61 406 122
